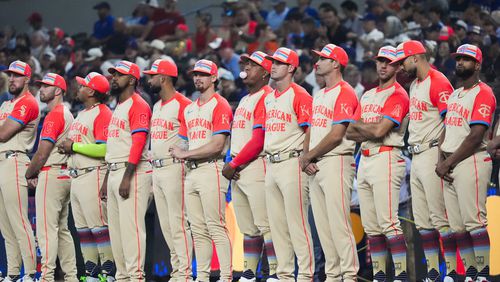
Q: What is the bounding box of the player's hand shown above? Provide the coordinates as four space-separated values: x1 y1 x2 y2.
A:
100 181 108 202
169 145 187 160
304 163 319 176
487 139 500 159
57 139 74 154
26 178 38 189
222 163 239 181
299 154 312 171
118 177 131 199
435 160 453 182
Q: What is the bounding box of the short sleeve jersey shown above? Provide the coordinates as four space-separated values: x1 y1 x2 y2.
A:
309 81 358 156
356 82 410 150
40 104 74 166
441 82 496 153
105 93 152 163
263 83 312 154
408 68 453 145
150 92 192 159
180 93 233 152
68 104 112 169
230 85 272 156
0 92 40 154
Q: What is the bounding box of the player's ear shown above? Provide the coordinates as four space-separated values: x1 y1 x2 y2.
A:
211 75 217 83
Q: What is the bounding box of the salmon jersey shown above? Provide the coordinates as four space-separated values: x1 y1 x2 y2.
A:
0 91 40 154
264 83 312 154
150 92 192 159
179 93 233 152
40 104 74 166
105 93 152 163
408 68 453 145
356 82 410 150
441 82 496 153
309 81 358 156
68 104 112 169
230 85 272 156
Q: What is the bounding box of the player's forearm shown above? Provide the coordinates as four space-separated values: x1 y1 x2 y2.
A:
444 130 485 167
185 137 227 160
72 143 107 158
128 132 147 165
122 163 137 180
346 123 369 142
303 130 311 154
307 132 344 160
25 152 50 179
229 128 264 168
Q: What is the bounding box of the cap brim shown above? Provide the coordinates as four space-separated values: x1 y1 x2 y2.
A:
188 69 213 75
75 76 87 86
241 55 267 69
374 55 395 62
266 55 289 65
450 53 480 62
108 67 129 76
389 56 407 65
3 69 27 76
84 56 97 62
143 70 158 75
35 80 54 87
312 50 328 58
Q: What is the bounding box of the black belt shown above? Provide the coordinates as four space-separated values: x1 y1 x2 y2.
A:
68 165 106 178
266 150 301 163
150 158 181 168
185 158 223 170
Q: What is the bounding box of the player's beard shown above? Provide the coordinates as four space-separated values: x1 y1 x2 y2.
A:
455 67 475 79
110 83 125 97
148 83 161 94
405 66 417 78
9 84 24 96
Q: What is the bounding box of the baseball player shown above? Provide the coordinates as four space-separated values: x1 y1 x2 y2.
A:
300 44 359 282
0 61 39 282
101 60 152 281
262 47 314 282
25 73 78 282
390 40 456 281
346 46 410 282
436 44 496 282
144 59 193 282
170 59 233 282
56 72 114 281
221 51 277 282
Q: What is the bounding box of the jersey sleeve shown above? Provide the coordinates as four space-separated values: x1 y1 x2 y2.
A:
429 73 453 116
128 98 152 134
470 89 497 127
8 96 39 125
332 86 359 124
212 98 233 135
93 106 112 144
177 98 191 140
40 110 65 143
292 88 313 127
253 94 267 129
381 89 409 126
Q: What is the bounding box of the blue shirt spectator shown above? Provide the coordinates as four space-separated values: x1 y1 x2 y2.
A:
92 2 115 41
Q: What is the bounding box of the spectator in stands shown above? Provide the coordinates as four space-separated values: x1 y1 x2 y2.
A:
0 72 12 105
103 19 130 59
343 64 365 98
294 59 314 94
91 2 115 46
230 4 257 53
266 0 290 32
434 41 456 78
246 0 267 24
56 47 72 74
48 27 65 50
246 23 279 54
467 25 483 46
463 4 482 26
449 0 470 19
142 0 185 41
429 6 445 29
319 5 350 46
454 20 469 44
40 49 56 74
289 0 320 21
383 16 409 45
26 12 48 37
166 24 191 57
124 1 151 38
30 30 49 60
360 60 378 91
356 13 384 63
284 10 305 49
301 18 319 50
341 0 363 37
218 41 240 79
218 68 243 110
83 47 105 74
124 39 148 71
194 12 217 55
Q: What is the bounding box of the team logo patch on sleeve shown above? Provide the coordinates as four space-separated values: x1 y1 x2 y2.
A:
478 104 491 118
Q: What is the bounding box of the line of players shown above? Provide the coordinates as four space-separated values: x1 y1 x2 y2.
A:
0 39 496 282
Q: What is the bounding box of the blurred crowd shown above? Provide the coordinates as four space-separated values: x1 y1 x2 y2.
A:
1 0 500 115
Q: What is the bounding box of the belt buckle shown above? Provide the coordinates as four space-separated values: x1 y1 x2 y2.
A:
68 169 78 178
271 153 280 163
108 163 118 171
5 151 16 159
186 161 198 169
173 158 181 164
290 151 300 158
152 159 163 168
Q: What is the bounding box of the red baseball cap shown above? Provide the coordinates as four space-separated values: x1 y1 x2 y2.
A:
76 72 110 94
265 47 299 68
240 51 273 72
312 44 349 66
36 73 67 91
391 40 427 64
374 45 398 62
144 59 178 77
4 60 32 77
108 60 141 79
191 59 218 76
451 44 483 63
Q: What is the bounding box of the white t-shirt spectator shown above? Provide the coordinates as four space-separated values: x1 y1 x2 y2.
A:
266 7 290 31
355 28 384 63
